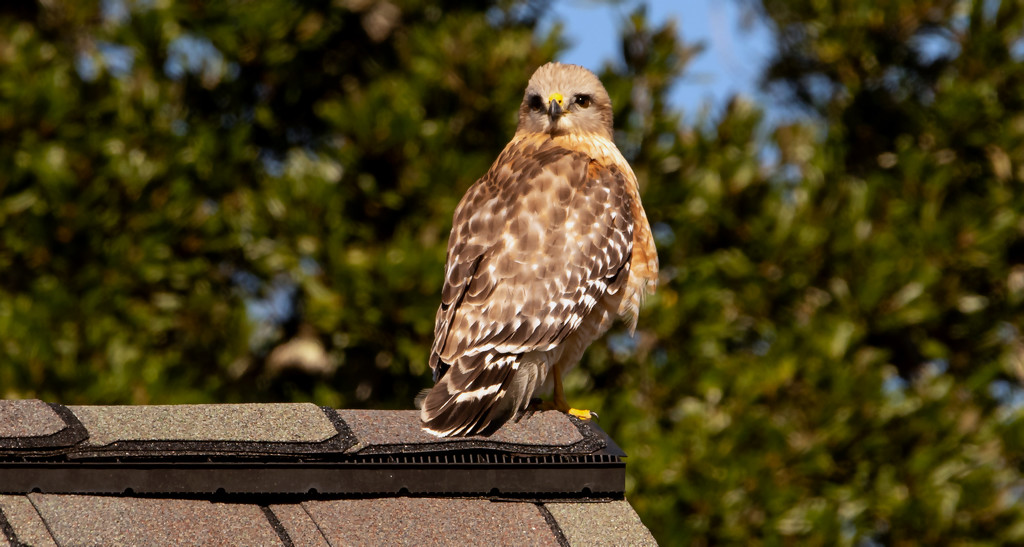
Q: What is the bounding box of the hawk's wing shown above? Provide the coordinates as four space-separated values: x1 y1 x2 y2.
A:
429 137 635 382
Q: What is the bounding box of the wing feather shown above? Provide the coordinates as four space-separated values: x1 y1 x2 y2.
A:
429 137 635 378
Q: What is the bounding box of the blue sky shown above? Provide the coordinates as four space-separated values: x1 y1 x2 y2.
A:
545 0 774 118
94 0 774 121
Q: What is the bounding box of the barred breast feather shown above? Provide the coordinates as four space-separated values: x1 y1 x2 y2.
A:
420 62 658 437
420 136 638 436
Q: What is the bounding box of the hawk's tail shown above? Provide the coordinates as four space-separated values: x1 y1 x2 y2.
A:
420 352 542 437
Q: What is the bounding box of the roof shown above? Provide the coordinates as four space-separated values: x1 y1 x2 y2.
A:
0 399 656 546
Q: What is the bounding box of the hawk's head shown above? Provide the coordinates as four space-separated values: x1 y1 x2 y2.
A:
517 62 614 140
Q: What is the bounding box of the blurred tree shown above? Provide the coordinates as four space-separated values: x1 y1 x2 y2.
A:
4 0 1024 544
0 0 559 407
583 0 1024 543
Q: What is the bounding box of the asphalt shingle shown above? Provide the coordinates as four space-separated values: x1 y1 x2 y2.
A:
545 499 657 546
28 494 282 546
0 401 86 453
303 497 560 546
0 400 64 439
69 403 337 446
0 401 655 544
0 495 57 547
269 504 330 547
340 409 583 452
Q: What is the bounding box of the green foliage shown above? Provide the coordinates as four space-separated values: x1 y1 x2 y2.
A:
3 0 1024 543
590 0 1024 543
0 0 558 405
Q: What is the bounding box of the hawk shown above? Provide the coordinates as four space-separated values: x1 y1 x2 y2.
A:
420 62 658 437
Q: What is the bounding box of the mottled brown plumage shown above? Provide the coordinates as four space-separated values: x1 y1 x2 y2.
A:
420 62 658 437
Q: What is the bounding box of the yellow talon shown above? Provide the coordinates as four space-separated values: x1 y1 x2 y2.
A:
550 362 597 421
568 408 593 420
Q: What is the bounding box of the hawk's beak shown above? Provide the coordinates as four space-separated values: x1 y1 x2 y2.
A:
547 92 564 120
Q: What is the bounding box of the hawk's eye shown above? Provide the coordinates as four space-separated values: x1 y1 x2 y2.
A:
574 94 592 108
527 94 544 112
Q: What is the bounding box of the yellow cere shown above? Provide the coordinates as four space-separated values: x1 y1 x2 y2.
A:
548 92 564 106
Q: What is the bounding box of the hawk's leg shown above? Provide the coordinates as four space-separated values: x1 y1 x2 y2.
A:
547 361 596 420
